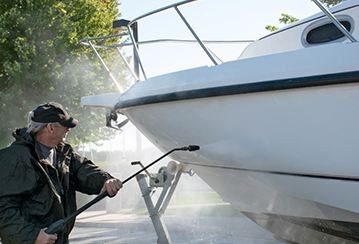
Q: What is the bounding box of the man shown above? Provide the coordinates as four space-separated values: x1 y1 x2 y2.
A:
0 102 123 244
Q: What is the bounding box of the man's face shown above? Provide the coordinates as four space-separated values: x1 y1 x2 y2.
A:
52 124 70 144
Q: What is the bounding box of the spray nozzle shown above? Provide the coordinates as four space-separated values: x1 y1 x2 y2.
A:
181 145 200 151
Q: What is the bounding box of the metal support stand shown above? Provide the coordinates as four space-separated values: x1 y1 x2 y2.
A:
136 169 184 244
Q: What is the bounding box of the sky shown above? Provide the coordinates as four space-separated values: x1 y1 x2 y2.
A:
87 0 323 154
117 0 321 79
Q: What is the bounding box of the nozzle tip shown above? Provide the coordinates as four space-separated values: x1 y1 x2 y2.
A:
187 145 200 151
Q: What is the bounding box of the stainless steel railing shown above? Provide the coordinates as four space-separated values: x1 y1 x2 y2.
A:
79 0 356 93
79 0 253 92
312 0 357 43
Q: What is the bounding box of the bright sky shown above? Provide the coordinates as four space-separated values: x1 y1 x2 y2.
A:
117 0 320 78
89 0 323 154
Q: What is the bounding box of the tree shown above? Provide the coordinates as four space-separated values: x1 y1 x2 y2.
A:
265 14 299 32
321 0 343 7
265 0 344 32
0 0 128 148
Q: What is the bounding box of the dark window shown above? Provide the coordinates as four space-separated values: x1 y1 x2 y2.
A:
306 21 352 44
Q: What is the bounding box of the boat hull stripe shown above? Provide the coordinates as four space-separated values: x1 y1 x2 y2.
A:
115 70 359 109
187 162 359 182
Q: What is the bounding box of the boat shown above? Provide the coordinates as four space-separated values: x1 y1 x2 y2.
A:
79 0 359 243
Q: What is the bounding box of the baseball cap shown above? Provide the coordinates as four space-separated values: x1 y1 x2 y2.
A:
32 102 78 128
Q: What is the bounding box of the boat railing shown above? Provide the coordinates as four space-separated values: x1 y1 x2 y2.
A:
127 0 212 80
79 0 254 92
79 0 357 93
312 0 357 43
79 35 253 84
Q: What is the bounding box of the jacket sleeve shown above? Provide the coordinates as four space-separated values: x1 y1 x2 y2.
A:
0 147 42 244
68 147 114 195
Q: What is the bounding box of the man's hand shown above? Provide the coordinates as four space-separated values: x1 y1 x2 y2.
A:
100 178 123 197
34 228 57 244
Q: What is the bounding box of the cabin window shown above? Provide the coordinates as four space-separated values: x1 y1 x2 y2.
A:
306 21 352 44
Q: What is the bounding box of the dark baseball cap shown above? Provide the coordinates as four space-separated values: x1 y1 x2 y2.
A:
32 102 78 128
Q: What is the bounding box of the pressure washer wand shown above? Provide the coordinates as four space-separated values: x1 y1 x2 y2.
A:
45 145 200 235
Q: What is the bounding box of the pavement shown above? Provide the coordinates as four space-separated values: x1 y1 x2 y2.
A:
0 209 282 243
74 210 278 241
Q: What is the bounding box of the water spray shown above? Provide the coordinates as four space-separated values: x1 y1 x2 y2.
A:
45 145 200 234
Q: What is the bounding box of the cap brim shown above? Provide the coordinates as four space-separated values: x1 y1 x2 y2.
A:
60 117 78 128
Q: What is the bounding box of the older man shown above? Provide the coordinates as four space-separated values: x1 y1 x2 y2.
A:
0 102 122 244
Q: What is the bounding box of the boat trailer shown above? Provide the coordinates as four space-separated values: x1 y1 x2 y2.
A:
134 160 195 244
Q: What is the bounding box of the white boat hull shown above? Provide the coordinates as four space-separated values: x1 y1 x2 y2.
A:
191 164 359 243
120 80 359 243
115 41 359 242
81 1 359 242
122 81 359 211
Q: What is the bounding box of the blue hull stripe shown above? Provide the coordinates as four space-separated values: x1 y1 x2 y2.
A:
115 70 359 110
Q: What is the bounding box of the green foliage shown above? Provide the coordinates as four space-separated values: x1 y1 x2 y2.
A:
319 0 343 7
278 14 299 25
266 0 344 32
265 14 299 32
172 191 224 205
0 0 128 148
265 25 278 32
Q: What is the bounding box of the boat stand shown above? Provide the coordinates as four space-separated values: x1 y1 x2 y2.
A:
135 162 191 244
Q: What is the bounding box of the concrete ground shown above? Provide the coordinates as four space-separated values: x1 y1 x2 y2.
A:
70 211 283 244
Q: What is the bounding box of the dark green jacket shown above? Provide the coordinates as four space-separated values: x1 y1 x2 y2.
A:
0 128 113 243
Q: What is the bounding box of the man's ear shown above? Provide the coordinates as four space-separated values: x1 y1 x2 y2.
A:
46 123 53 133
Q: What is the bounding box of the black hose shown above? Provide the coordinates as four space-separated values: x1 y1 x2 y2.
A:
45 145 200 234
